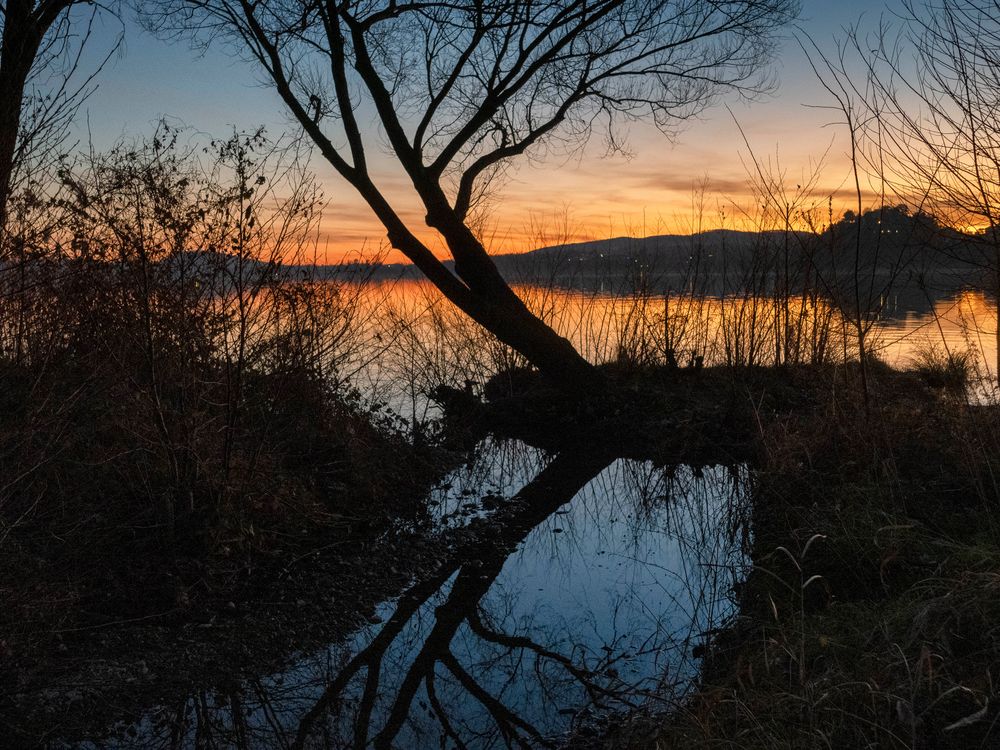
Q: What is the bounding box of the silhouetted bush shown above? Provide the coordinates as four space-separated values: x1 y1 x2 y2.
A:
0 125 433 624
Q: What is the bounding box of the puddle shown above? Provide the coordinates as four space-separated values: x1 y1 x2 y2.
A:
69 440 752 749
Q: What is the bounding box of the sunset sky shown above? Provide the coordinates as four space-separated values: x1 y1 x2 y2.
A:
78 1 891 263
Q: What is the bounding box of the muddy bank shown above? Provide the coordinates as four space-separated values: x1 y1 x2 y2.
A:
439 360 928 460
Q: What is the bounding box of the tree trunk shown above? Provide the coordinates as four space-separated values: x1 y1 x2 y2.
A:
0 1 79 233
0 2 44 232
470 293 597 391
0 63 29 232
411 223 599 394
417 204 601 393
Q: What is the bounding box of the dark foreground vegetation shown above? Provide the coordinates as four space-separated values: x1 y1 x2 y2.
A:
6 252 1000 750
6 0 1000 743
0 131 457 741
2 131 1000 748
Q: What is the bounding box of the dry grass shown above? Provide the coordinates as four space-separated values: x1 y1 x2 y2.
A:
583 369 1000 749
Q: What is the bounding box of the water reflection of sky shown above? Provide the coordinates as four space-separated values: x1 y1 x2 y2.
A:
475 461 750 724
79 442 751 749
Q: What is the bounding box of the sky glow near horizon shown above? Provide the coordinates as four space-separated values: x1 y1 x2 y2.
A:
73 0 891 263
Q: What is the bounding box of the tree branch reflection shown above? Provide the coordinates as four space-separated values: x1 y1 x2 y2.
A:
294 447 615 749
99 445 750 749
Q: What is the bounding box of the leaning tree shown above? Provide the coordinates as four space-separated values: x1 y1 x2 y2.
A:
148 0 799 390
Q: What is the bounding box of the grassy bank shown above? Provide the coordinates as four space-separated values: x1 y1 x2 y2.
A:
585 362 1000 749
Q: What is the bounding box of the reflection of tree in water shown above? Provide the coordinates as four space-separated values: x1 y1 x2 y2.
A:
427 438 553 528
108 445 750 749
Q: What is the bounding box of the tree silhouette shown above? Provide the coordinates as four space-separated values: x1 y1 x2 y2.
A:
147 0 799 390
0 1 118 230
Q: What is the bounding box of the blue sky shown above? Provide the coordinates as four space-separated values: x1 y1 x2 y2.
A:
71 1 896 259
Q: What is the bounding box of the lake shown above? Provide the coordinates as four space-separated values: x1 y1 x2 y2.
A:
334 281 999 419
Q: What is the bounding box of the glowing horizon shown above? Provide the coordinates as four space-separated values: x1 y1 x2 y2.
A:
314 148 890 265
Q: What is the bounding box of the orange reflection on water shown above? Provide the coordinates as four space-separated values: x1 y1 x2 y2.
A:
877 290 999 378
368 279 854 369
365 279 997 376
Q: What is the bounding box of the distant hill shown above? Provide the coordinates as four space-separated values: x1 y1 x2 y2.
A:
313 220 991 295
497 228 790 265
489 229 796 285
316 229 810 287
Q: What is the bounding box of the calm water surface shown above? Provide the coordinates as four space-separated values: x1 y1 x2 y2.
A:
342 282 1000 417
80 441 751 748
